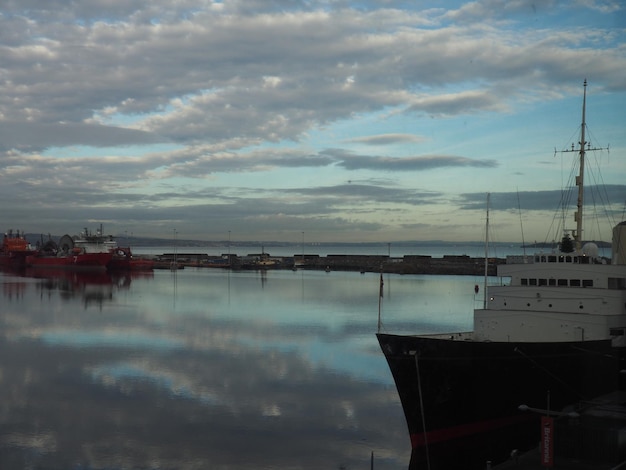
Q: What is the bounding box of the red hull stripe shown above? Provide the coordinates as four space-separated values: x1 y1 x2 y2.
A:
410 414 533 448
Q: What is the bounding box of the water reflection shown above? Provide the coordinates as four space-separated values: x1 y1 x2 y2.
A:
0 267 477 469
2 267 154 309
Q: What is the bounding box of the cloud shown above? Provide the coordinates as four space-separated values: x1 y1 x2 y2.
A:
152 147 337 178
1 2 623 150
408 89 510 116
345 134 427 146
443 0 621 22
0 1 623 242
0 121 166 153
326 149 498 171
459 184 626 212
287 183 441 204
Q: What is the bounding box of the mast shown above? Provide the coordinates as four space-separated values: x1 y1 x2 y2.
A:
561 80 607 251
574 79 588 251
483 193 489 310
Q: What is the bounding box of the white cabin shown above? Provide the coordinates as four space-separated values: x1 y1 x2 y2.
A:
474 224 626 344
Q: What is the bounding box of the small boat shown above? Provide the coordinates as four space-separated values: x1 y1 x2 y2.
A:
0 229 36 267
377 81 625 469
108 247 155 271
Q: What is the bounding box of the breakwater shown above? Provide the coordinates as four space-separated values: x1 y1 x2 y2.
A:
152 252 504 275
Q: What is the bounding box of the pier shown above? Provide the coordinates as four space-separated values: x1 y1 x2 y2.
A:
150 252 504 275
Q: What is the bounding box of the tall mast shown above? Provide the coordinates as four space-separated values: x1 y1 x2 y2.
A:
574 79 588 251
560 80 607 251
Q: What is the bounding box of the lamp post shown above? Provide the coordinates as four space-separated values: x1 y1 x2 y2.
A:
517 404 579 418
171 228 178 270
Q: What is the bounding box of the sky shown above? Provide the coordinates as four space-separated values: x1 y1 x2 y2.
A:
0 0 625 244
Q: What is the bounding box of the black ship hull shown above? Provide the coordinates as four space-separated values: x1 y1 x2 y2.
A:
377 333 620 469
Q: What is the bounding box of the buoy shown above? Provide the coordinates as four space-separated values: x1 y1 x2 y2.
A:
474 284 479 294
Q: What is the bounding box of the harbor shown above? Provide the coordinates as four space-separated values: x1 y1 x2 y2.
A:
1 2 623 468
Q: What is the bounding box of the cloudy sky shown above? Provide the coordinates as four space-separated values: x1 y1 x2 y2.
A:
1 0 625 244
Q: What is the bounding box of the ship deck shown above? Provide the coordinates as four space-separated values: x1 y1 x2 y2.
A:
411 331 475 341
494 391 626 470
493 447 624 469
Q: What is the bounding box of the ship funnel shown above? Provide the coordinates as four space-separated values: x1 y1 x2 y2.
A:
612 221 626 265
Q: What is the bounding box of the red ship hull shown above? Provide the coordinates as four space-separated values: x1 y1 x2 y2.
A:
26 252 113 270
0 251 35 267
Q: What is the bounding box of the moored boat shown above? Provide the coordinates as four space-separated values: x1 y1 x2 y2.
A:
26 246 113 270
108 247 155 271
9 225 151 271
26 229 113 270
377 81 626 469
74 226 154 271
0 229 36 267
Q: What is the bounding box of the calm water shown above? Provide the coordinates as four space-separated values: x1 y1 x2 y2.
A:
0 264 487 470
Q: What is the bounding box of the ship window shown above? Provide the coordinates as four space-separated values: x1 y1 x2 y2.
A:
570 279 581 287
529 279 537 286
565 256 573 263
521 278 528 286
582 279 593 287
535 256 541 263
540 255 547 262
608 278 626 290
558 279 568 286
548 279 556 286
538 278 547 286
558 255 564 263
548 256 557 262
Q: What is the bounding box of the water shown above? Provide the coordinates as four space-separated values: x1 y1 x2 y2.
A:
0 262 489 470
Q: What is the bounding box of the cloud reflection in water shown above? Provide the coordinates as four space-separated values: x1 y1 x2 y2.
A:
0 267 476 469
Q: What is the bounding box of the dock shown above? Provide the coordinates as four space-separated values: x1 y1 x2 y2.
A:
148 252 505 275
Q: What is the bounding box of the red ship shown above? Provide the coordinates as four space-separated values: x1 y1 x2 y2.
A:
26 233 112 270
23 226 152 271
71 226 153 271
0 230 37 267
